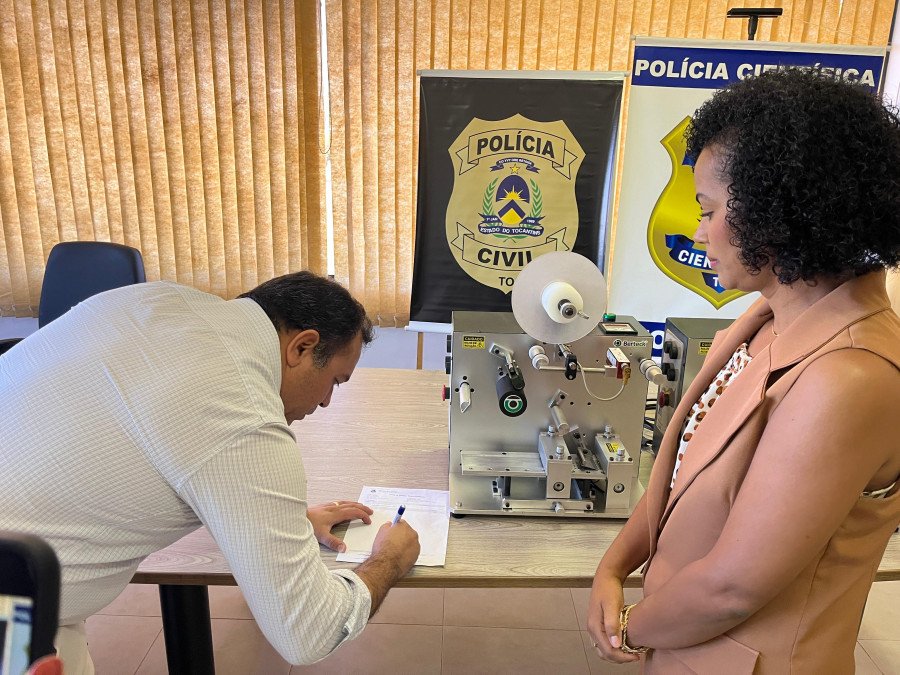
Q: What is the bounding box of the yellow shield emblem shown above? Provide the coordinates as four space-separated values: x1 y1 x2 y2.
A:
446 114 582 294
646 117 745 309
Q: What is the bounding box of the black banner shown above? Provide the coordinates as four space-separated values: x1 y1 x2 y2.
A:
410 74 622 323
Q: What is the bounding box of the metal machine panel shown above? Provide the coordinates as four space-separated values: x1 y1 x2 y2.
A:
448 311 651 518
651 317 734 454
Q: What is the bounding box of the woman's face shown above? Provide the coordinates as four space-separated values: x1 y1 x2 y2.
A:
693 146 767 293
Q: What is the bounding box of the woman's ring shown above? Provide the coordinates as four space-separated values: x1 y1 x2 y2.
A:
332 501 340 506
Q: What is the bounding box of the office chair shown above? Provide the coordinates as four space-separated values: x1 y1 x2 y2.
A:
0 241 146 356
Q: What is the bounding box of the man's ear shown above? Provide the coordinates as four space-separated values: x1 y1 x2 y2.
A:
284 329 321 367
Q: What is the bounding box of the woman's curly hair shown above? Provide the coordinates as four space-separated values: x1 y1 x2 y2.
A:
685 68 900 284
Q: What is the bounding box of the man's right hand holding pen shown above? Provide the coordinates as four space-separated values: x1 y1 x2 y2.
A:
355 504 420 617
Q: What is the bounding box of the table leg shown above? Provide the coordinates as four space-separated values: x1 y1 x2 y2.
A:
158 584 215 674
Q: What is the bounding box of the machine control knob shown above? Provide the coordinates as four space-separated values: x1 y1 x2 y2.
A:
445 356 452 375
446 335 452 352
660 362 671 375
442 385 451 401
663 340 673 355
657 390 670 408
666 368 677 381
558 300 578 319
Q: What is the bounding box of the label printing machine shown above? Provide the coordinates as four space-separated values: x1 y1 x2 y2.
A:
443 252 677 519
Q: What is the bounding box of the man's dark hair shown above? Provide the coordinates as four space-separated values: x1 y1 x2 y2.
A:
685 68 900 284
240 271 374 366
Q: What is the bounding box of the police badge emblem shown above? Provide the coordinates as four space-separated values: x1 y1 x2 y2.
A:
446 114 582 294
646 117 745 309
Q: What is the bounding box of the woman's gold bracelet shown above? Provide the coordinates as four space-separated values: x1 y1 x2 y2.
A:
619 604 650 655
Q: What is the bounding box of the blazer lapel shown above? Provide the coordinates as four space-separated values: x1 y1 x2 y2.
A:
646 302 772 552
660 346 769 527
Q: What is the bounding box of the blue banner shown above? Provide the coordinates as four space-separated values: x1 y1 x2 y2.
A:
639 320 666 360
632 45 883 91
665 233 724 293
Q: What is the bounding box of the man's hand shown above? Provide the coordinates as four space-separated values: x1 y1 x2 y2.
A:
355 519 421 616
586 569 640 664
371 520 420 574
306 500 373 552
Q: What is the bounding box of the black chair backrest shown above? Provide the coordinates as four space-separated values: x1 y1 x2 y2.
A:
38 242 146 327
0 531 60 664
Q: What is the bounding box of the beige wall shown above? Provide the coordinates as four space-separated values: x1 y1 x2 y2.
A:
887 270 900 316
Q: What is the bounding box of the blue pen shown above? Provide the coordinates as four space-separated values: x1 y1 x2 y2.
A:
391 505 406 525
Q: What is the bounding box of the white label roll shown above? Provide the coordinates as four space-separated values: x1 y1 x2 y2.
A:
541 281 583 324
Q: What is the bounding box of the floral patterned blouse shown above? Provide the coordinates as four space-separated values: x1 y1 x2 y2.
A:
671 342 752 488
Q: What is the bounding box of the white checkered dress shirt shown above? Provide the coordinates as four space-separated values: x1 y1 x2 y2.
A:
0 282 370 665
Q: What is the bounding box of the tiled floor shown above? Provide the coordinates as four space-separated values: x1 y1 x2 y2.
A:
87 581 900 674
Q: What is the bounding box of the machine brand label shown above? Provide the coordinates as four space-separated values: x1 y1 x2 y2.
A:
462 335 486 350
646 117 746 309
699 340 713 355
446 114 583 294
613 339 649 348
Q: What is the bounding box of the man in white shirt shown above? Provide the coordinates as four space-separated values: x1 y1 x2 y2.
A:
0 271 420 673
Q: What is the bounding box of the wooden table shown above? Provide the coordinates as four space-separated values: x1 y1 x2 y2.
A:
134 368 900 671
136 368 651 589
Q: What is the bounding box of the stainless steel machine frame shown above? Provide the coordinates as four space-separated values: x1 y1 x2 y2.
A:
447 311 652 519
651 317 734 454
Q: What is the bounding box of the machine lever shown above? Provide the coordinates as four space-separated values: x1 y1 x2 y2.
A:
459 381 472 413
559 345 579 381
549 403 569 435
575 442 600 472
505 361 525 391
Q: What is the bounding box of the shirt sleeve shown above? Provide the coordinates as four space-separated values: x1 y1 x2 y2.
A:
176 423 372 665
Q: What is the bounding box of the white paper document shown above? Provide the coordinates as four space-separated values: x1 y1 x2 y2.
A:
336 486 450 566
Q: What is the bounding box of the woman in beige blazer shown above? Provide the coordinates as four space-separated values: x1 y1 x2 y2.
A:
587 69 900 673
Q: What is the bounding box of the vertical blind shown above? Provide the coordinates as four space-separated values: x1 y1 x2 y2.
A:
1 1 895 319
0 0 324 316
